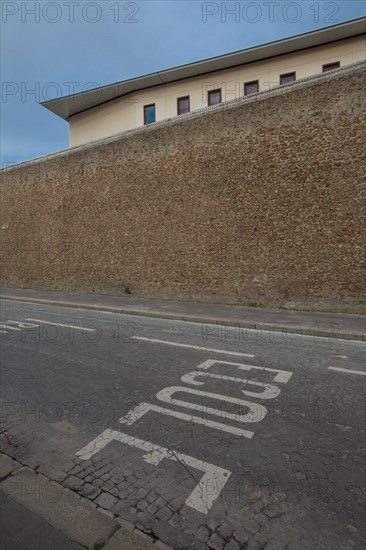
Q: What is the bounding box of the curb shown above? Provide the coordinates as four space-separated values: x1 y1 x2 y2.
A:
1 294 364 342
0 452 167 550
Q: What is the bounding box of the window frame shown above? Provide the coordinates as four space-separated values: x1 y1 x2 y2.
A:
143 103 156 125
322 61 340 73
244 80 259 96
280 72 296 85
177 95 190 115
208 89 222 107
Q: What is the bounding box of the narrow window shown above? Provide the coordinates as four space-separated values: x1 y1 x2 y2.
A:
322 61 340 72
144 104 155 125
244 80 259 96
280 72 296 85
208 89 221 106
177 96 190 115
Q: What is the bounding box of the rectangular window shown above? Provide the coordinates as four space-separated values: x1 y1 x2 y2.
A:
208 89 221 106
177 96 190 115
244 80 259 96
322 61 340 72
280 72 296 85
144 104 155 125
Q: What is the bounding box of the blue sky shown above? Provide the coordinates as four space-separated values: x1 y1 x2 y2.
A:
1 0 365 166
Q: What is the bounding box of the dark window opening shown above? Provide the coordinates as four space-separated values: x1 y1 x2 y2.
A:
208 89 221 106
244 80 259 96
322 62 340 72
177 96 190 115
144 104 155 125
280 72 296 85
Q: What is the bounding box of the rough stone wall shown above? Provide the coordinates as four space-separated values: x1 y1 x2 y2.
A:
1 65 365 312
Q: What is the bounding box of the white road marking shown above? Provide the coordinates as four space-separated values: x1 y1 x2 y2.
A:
196 359 293 383
26 318 96 332
120 402 254 439
157 386 267 423
76 428 231 514
132 337 255 357
0 324 21 331
6 320 39 328
329 366 366 376
181 371 280 399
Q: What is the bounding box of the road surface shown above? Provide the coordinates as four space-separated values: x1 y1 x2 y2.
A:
0 299 365 550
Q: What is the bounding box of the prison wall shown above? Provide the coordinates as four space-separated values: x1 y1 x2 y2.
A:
1 64 365 313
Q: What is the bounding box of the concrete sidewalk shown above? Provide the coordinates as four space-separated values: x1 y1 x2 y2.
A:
1 287 364 341
0 454 157 550
0 491 84 550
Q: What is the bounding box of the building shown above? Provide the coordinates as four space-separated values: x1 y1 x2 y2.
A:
2 22 365 311
42 17 366 147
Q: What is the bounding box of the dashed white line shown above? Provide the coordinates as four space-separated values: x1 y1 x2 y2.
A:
26 318 96 332
329 366 366 376
132 337 255 357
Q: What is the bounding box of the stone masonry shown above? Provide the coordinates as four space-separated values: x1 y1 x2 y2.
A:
1 63 365 312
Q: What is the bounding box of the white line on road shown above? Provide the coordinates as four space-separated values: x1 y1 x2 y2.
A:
196 359 293 384
132 337 255 357
26 318 96 332
76 428 231 514
328 366 366 376
0 324 21 331
7 320 40 328
181 371 281 399
157 386 267 423
119 402 254 439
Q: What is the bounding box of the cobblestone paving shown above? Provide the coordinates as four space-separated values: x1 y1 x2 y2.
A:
62 441 343 550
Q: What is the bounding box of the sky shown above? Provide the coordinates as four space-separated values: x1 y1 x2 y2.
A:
1 0 365 166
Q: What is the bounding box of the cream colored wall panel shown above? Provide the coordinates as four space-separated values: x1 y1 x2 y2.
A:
70 35 366 146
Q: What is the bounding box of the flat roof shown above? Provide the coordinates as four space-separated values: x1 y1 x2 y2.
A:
41 17 366 121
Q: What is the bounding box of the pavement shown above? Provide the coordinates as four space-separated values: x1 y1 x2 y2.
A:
0 453 157 550
0 490 84 550
0 297 365 550
0 287 365 341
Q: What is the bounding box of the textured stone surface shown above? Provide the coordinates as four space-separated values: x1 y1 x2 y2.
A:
102 526 155 550
0 467 118 547
1 65 365 312
208 532 225 549
95 492 118 510
224 542 240 550
64 476 85 491
0 454 20 479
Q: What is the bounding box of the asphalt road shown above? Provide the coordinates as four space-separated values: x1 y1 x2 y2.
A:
0 299 365 550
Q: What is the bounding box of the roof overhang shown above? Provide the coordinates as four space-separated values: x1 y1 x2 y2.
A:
41 17 366 121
